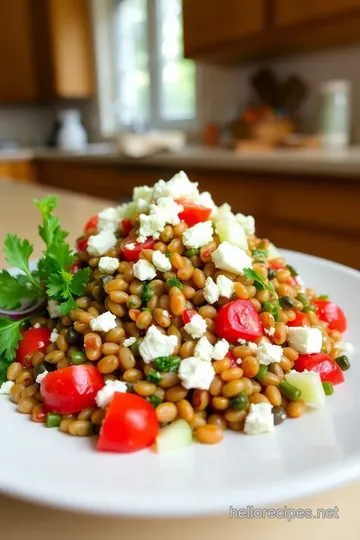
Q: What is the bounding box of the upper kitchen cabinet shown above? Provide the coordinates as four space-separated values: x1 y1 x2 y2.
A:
0 0 94 103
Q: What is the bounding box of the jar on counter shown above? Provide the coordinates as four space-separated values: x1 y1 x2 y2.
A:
319 80 351 149
56 110 88 150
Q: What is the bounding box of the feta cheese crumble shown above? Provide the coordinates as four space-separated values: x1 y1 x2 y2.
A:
216 275 234 298
203 277 219 304
178 356 215 390
212 339 230 360
264 327 276 337
133 185 154 212
138 196 182 242
287 327 322 354
97 207 119 232
211 241 252 275
98 256 119 274
194 336 213 362
123 336 137 347
50 329 59 343
338 341 355 355
182 221 213 249
36 370 49 384
257 339 283 365
152 250 172 272
139 325 177 363
153 171 199 201
90 311 117 333
133 259 157 281
126 242 135 250
184 313 207 339
47 300 61 319
0 381 14 394
95 379 127 409
87 230 117 257
33 323 41 329
244 403 274 435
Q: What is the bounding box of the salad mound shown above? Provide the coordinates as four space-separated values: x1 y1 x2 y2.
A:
0 171 353 453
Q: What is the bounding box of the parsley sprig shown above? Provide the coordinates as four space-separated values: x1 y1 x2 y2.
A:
243 267 280 320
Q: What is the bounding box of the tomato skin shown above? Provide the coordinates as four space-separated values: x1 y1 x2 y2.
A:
16 328 52 368
40 365 104 414
121 218 133 237
295 353 345 385
226 350 238 368
84 215 98 234
76 236 88 252
214 299 262 342
120 236 157 262
70 261 82 274
176 199 212 227
182 309 197 325
97 393 159 453
313 300 347 333
287 311 310 328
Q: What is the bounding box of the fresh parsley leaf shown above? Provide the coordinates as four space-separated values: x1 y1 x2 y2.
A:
154 356 181 372
263 301 280 322
0 357 8 384
58 297 78 315
251 249 268 260
0 317 26 363
34 196 68 247
243 268 277 299
141 283 153 304
47 273 69 299
70 268 91 296
147 370 163 383
166 277 183 290
148 394 162 408
0 271 28 309
4 234 33 275
286 264 298 277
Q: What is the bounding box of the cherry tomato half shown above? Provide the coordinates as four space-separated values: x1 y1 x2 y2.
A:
294 352 345 385
120 236 157 263
287 311 310 328
16 327 52 368
76 236 88 253
121 218 133 237
70 261 83 274
176 199 212 227
97 392 159 453
313 300 347 333
84 215 98 234
40 365 104 414
182 308 197 325
214 299 262 343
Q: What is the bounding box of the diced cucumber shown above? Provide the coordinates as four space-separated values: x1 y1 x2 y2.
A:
285 371 326 408
123 201 137 219
215 218 248 250
155 419 193 453
267 242 280 260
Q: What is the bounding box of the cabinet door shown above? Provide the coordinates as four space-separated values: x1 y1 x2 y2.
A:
275 0 360 27
0 1 37 102
183 0 265 56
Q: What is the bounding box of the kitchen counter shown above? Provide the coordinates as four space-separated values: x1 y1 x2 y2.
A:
4 144 360 177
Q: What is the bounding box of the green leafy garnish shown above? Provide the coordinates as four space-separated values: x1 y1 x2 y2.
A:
34 196 68 247
148 394 162 408
0 316 27 363
141 283 153 304
286 264 298 277
154 355 181 372
243 268 277 299
147 370 163 383
0 358 9 384
3 235 43 295
251 249 268 261
297 292 315 313
0 270 38 309
166 277 183 290
263 301 280 322
184 248 200 257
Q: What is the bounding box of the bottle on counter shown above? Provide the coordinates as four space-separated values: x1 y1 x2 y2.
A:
319 80 351 149
56 110 88 150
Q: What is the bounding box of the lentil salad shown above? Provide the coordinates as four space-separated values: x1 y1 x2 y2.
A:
0 171 353 452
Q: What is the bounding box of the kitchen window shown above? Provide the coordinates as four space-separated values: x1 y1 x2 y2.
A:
94 0 196 134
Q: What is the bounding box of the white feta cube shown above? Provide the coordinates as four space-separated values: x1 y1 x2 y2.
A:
153 171 199 201
178 356 215 390
338 341 355 355
95 379 127 408
194 336 213 362
203 276 219 304
97 207 119 232
133 185 154 211
47 300 62 319
139 325 177 363
216 275 234 298
87 230 117 257
0 381 14 394
184 313 207 339
235 213 256 236
152 250 172 272
138 213 162 242
244 403 274 435
126 242 136 251
212 339 230 360
98 256 119 274
257 339 283 365
211 241 252 275
36 370 49 384
50 329 59 343
287 327 322 354
133 259 157 281
182 221 213 249
123 337 136 348
90 311 117 333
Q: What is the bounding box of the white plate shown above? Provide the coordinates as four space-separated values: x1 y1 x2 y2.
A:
1 250 359 517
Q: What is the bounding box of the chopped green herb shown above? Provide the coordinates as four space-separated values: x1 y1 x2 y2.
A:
184 248 200 257
229 391 249 410
279 381 302 401
46 412 61 428
263 301 280 322
322 382 334 396
0 358 8 384
0 316 29 363
335 354 350 371
147 370 163 383
251 249 268 261
142 307 152 312
154 355 181 372
148 394 162 408
286 264 298 277
243 268 278 301
256 364 268 381
130 340 140 357
141 283 153 304
297 292 315 313
164 253 172 259
318 294 329 300
166 277 183 290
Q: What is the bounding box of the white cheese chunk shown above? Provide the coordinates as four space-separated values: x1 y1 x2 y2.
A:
211 241 252 275
133 259 157 281
178 356 215 390
194 191 216 210
244 403 274 435
194 336 213 362
90 311 117 333
257 339 283 365
0 381 14 395
212 339 230 360
153 171 199 201
133 185 154 212
287 327 322 354
139 325 177 363
95 379 127 409
235 213 256 236
203 276 219 304
47 300 62 319
152 250 172 272
98 256 119 274
50 329 59 343
87 230 117 257
182 221 213 249
97 207 120 232
264 327 275 337
138 196 182 242
33 323 41 329
184 314 207 339
123 337 136 347
36 370 49 384
338 341 355 355
216 275 234 298
126 242 135 250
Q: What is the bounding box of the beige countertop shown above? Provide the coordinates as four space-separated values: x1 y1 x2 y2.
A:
0 179 359 539
3 143 360 177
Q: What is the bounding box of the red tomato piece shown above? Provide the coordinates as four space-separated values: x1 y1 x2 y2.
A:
16 328 52 368
268 259 286 271
120 236 157 263
313 300 347 333
295 352 344 385
70 261 83 274
84 215 98 234
182 308 197 325
176 199 212 227
287 311 310 328
76 236 88 252
97 393 159 453
40 365 104 414
214 299 262 343
226 350 238 367
121 218 133 237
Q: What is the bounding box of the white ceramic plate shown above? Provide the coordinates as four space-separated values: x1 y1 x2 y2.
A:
1 250 359 517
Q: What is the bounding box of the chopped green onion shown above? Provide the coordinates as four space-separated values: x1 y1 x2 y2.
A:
297 293 307 306
322 382 334 396
184 248 200 257
147 370 163 383
318 294 329 300
166 277 183 290
164 253 171 259
256 364 268 381
251 249 268 261
46 412 61 428
142 307 152 312
335 355 350 371
279 381 302 401
263 301 280 322
148 394 162 407
229 391 249 410
286 264 298 277
130 340 140 357
69 350 86 365
141 283 153 304
154 355 181 372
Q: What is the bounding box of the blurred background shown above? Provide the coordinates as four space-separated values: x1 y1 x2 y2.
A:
1 0 360 268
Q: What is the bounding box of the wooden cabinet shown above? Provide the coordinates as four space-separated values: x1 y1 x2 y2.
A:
274 0 360 27
0 0 94 103
0 160 35 182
